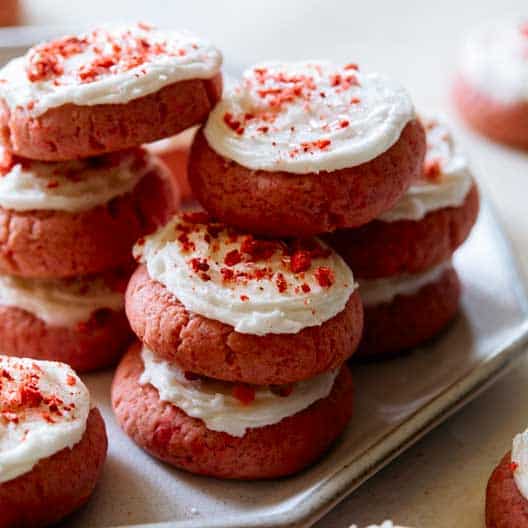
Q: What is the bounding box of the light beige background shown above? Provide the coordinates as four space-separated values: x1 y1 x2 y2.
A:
16 1 528 526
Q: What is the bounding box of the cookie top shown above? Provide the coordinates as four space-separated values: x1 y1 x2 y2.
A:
133 212 356 335
0 23 222 116
358 259 452 306
203 61 414 173
511 428 528 500
0 147 163 213
379 118 473 222
140 345 338 437
0 355 90 484
0 273 125 327
458 18 528 103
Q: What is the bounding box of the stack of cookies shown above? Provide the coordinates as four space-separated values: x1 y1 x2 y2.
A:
327 118 479 359
112 61 431 479
0 24 223 372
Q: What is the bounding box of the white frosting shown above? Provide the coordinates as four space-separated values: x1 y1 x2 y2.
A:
0 148 162 212
0 24 222 116
204 61 415 174
134 213 356 336
379 119 473 222
140 346 337 437
512 429 528 500
0 274 124 327
458 18 528 103
0 356 90 484
359 260 452 307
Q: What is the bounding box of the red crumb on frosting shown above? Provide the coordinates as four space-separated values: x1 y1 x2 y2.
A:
0 359 80 429
224 249 242 267
173 214 337 295
290 250 312 273
232 384 256 405
511 461 520 472
24 25 194 87
424 158 443 182
314 267 335 288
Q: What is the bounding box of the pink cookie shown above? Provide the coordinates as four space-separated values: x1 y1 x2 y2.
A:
0 149 177 278
189 62 425 237
112 342 354 480
0 408 107 528
126 265 362 385
357 265 461 360
486 452 528 528
0 25 223 160
453 76 528 149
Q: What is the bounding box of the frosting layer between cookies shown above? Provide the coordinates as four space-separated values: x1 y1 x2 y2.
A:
358 260 452 307
379 119 473 222
140 346 337 437
204 61 414 173
0 356 90 483
0 148 163 212
134 212 356 335
458 18 528 103
0 24 222 116
0 273 124 326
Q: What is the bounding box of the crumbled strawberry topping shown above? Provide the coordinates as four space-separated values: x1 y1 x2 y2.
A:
314 267 335 288
232 384 256 405
424 158 442 181
23 25 196 86
171 214 338 297
224 249 242 267
290 250 312 273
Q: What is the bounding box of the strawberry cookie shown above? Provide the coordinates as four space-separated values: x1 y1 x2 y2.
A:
189 61 426 237
0 24 223 160
0 356 107 527
112 341 353 479
0 269 132 372
0 146 177 278
453 18 528 148
357 261 461 358
326 119 479 279
126 211 363 385
486 429 528 527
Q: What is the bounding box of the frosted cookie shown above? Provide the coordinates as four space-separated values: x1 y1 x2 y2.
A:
127 212 363 385
357 262 461 359
486 430 528 527
0 269 132 372
453 18 528 148
147 127 197 203
189 62 426 236
0 356 107 527
326 119 479 278
112 342 353 479
0 24 223 160
0 147 177 278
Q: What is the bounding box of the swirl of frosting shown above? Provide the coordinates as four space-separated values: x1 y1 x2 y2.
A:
458 18 528 103
358 260 452 307
0 147 162 212
140 345 338 437
378 118 473 222
0 356 90 484
0 24 222 116
204 61 415 174
134 212 356 335
0 273 125 327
